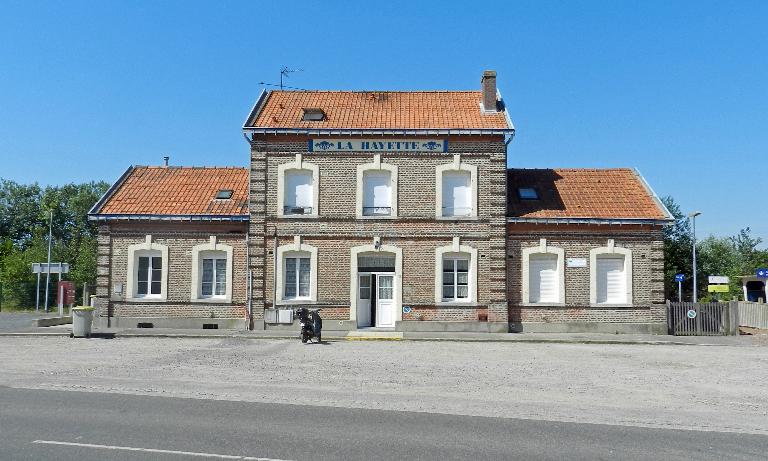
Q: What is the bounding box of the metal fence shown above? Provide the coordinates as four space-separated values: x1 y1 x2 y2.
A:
737 301 768 329
667 301 739 336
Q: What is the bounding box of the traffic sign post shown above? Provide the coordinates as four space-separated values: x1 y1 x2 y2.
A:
31 263 70 312
675 274 685 303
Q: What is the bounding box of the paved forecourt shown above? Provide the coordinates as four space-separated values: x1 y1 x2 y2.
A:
1 336 767 436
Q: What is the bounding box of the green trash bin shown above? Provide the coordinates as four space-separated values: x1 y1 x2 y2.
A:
71 306 95 338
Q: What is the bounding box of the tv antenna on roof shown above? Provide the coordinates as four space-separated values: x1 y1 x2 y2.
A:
279 66 303 89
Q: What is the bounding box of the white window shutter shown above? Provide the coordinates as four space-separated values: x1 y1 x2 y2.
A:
442 171 471 216
364 171 391 208
285 171 313 208
597 256 626 304
529 254 559 303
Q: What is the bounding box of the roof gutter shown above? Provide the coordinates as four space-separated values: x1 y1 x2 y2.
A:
507 217 672 226
88 214 249 222
87 165 134 216
242 127 515 136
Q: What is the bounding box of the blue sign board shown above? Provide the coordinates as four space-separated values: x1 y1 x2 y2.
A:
675 274 685 282
757 268 768 278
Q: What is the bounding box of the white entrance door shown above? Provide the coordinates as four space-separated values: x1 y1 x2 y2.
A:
376 275 395 327
357 274 372 327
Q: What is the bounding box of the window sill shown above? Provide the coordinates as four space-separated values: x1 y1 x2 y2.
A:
276 299 317 306
357 215 398 220
191 297 232 304
125 297 167 303
590 303 635 308
435 301 480 308
435 216 479 221
278 214 319 219
521 302 566 307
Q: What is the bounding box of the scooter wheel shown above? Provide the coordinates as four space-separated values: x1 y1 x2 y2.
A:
301 336 308 343
316 334 321 343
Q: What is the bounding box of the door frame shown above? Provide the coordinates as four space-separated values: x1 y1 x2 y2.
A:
357 272 396 328
349 244 402 327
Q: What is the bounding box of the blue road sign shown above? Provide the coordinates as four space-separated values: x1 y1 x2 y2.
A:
675 274 685 282
757 268 768 278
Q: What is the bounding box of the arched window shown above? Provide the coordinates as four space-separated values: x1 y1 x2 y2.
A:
522 240 565 305
277 155 319 217
191 237 233 302
126 235 168 301
435 239 478 304
357 155 398 218
362 170 392 216
590 241 633 306
436 156 477 218
276 238 318 303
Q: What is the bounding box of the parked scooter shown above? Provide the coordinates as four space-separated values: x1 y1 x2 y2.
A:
294 307 322 343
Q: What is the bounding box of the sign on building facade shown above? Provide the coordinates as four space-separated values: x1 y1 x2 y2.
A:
308 139 448 153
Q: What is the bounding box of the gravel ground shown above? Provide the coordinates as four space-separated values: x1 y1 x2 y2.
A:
1 336 767 435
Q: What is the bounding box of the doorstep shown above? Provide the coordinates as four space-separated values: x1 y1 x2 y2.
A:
346 330 403 340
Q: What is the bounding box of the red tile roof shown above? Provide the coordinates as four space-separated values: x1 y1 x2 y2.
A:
507 168 670 220
93 166 248 218
246 91 511 130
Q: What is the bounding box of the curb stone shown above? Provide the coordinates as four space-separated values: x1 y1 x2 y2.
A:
0 331 756 346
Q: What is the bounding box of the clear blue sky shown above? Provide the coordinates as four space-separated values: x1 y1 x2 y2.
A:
1 1 766 244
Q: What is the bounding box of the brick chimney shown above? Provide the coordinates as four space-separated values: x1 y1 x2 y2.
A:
481 70 497 112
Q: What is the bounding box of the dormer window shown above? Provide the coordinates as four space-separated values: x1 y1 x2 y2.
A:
518 187 539 200
302 108 326 121
215 189 233 200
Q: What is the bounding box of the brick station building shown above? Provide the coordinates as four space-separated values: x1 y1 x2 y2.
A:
90 71 673 333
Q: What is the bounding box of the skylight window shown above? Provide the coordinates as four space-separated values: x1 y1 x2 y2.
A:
215 189 233 200
302 108 326 121
518 188 539 200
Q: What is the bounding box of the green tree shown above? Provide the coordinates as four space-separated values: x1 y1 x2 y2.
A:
0 179 108 309
661 196 693 300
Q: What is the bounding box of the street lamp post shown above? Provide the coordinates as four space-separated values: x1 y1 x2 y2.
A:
688 211 702 303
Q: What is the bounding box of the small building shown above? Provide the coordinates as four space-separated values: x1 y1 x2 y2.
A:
506 168 672 334
741 276 767 302
89 166 249 329
90 71 673 333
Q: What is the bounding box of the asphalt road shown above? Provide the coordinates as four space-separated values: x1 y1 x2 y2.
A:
1 387 766 461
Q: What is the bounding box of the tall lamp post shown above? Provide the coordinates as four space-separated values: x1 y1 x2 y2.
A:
688 211 702 302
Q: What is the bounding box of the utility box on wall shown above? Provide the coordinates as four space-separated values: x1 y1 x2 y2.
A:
264 309 294 324
277 309 293 324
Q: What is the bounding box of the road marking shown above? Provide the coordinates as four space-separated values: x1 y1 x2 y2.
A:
32 440 294 461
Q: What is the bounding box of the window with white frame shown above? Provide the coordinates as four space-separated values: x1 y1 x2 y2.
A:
284 170 314 215
590 243 632 306
436 159 477 219
200 251 227 298
442 256 470 301
362 170 392 216
595 255 627 304
522 243 564 305
442 171 472 217
136 252 162 297
127 237 168 301
278 157 319 217
528 254 560 303
284 253 311 299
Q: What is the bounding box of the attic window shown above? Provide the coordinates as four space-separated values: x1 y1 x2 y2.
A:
302 108 326 121
518 188 539 200
215 189 233 200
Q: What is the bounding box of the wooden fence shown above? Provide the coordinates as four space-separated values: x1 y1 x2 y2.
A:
667 302 739 336
737 301 768 329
